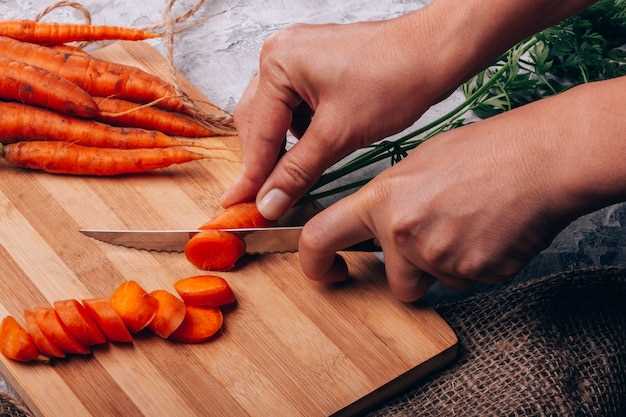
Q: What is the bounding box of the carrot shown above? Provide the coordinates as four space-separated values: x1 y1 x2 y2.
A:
175 276 236 308
50 44 89 57
111 281 158 334
0 316 40 362
148 290 186 339
186 203 272 271
185 231 245 272
94 97 216 138
201 203 272 230
1 142 205 176
33 308 89 355
82 298 133 343
0 57 97 118
0 20 159 44
0 36 185 113
24 309 65 359
170 306 223 344
0 102 213 150
54 300 106 346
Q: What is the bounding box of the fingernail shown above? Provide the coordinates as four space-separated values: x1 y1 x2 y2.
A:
258 188 291 220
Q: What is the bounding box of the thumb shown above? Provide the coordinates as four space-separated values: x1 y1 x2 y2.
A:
256 108 343 220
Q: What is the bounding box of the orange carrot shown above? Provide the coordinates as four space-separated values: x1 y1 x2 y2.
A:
175 276 236 307
111 281 158 334
0 36 185 113
0 20 159 44
201 203 272 230
148 290 186 339
1 142 205 176
186 203 272 271
0 102 213 150
0 316 40 362
170 306 223 344
54 300 106 346
82 298 133 343
33 308 89 355
0 57 97 118
24 309 65 359
94 97 216 138
185 231 245 272
50 44 89 57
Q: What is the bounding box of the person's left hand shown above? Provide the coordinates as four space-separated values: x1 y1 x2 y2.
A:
297 86 596 301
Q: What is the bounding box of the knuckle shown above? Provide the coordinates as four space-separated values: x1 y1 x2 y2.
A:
422 239 451 267
280 157 315 191
454 251 489 280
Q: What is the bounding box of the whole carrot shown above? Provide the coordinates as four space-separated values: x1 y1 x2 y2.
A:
50 44 89 57
0 20 158 44
95 97 216 138
0 102 213 150
0 56 97 118
1 142 205 176
0 36 185 113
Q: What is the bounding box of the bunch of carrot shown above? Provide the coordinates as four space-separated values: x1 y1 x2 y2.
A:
0 275 235 362
0 19 233 176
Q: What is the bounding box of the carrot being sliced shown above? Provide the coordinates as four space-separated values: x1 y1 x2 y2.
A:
33 308 89 355
148 290 186 339
185 230 245 272
201 203 272 230
54 300 106 346
170 306 223 344
24 309 64 359
111 281 158 334
0 316 40 362
82 298 133 343
175 276 236 307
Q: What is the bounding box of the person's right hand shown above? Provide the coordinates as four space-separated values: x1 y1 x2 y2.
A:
221 7 466 219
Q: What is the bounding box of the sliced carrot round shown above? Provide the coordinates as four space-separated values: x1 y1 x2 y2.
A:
24 309 64 359
185 230 245 271
148 290 186 339
175 276 236 307
34 308 89 355
170 306 223 344
82 298 133 343
201 203 272 230
54 300 106 346
111 281 158 334
0 316 40 362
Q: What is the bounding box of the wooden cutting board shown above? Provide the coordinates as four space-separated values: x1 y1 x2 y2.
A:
0 41 457 417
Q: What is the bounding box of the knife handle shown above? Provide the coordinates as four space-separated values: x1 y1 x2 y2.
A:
343 239 381 252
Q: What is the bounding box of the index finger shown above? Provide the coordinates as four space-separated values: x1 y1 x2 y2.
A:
299 191 374 283
221 76 298 207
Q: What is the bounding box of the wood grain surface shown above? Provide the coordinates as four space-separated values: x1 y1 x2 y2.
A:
0 41 457 417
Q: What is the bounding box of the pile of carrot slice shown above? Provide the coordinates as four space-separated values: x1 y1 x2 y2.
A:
0 276 235 362
0 19 235 176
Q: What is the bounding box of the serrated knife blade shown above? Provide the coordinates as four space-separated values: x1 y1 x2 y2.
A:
80 227 380 254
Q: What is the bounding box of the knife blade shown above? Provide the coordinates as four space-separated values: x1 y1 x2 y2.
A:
80 227 380 254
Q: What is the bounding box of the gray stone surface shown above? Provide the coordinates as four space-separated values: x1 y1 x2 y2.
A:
1 0 626 399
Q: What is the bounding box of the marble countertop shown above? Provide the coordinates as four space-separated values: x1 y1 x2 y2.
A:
2 0 626 400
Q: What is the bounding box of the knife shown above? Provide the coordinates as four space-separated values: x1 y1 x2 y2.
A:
80 227 380 254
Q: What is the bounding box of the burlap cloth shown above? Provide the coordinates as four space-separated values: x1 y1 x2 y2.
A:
2 268 626 417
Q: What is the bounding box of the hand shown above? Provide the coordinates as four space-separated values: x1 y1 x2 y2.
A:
222 9 462 219
297 84 610 301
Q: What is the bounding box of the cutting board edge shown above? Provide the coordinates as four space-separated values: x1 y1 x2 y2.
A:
332 341 459 417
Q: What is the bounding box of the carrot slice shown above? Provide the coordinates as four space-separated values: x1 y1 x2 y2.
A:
82 298 133 343
175 276 236 307
34 308 89 355
111 281 158 334
24 309 64 359
201 203 272 230
0 316 40 362
148 290 186 339
170 306 223 344
54 300 106 346
185 230 245 271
